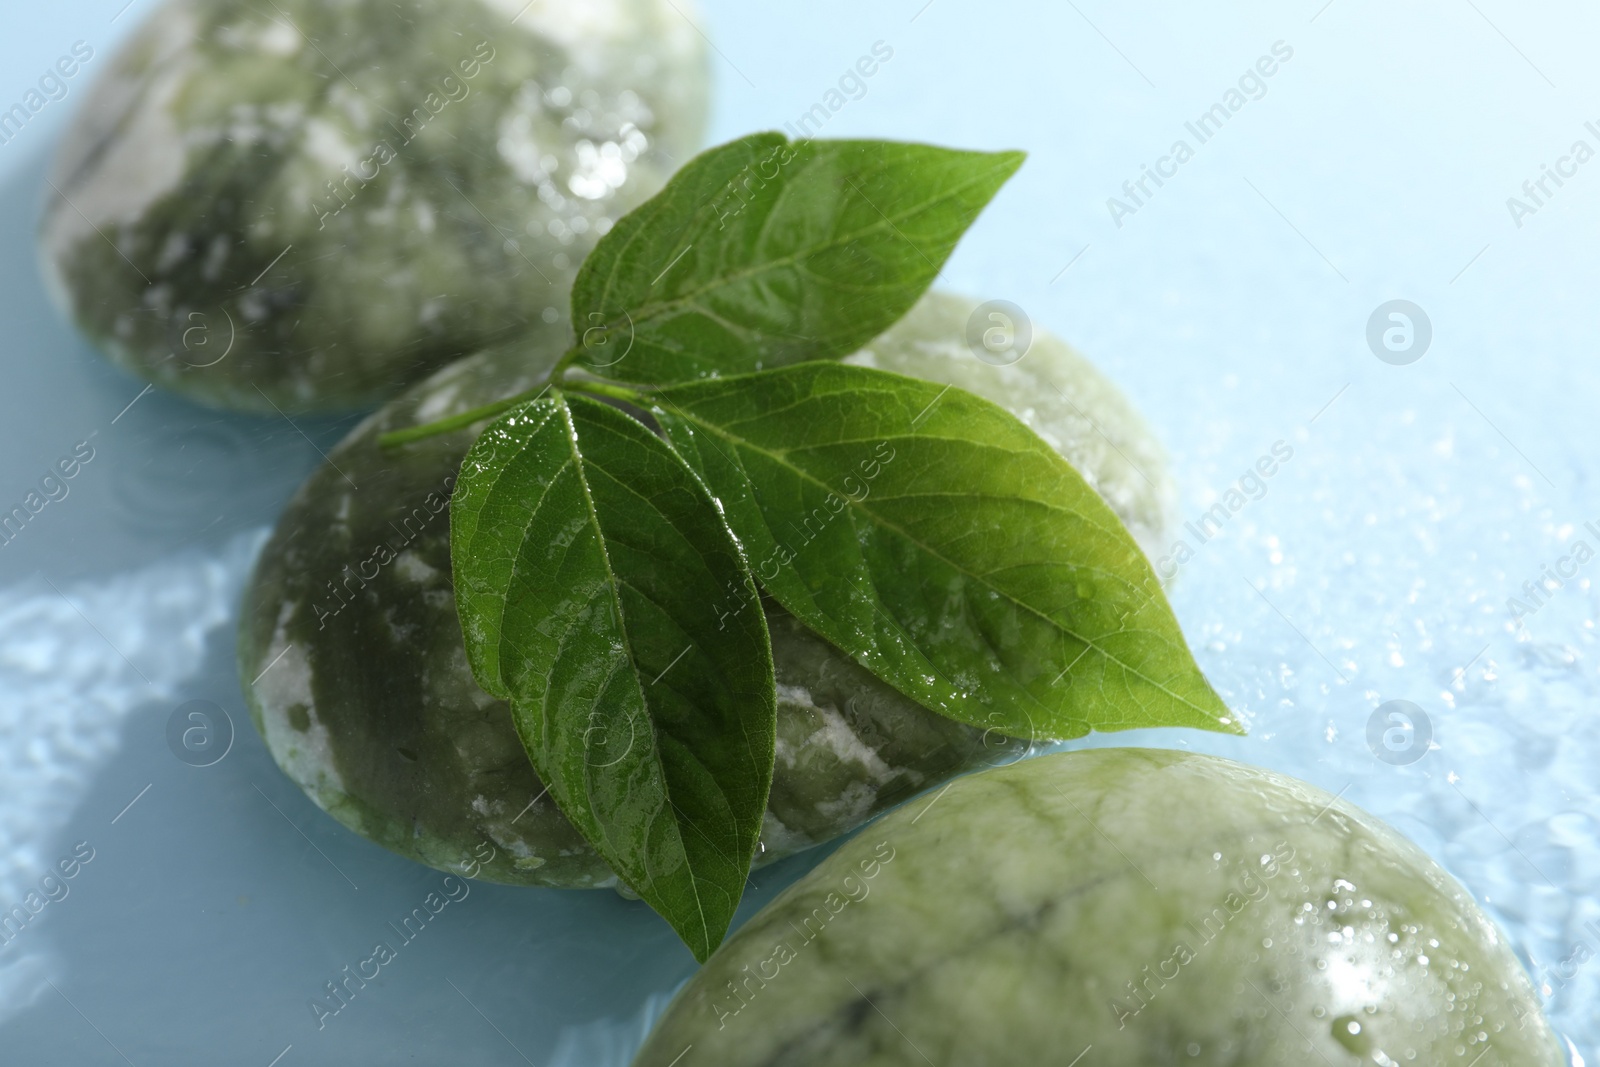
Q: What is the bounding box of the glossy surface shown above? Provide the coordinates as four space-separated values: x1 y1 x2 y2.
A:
635 749 1567 1067
651 360 1230 739
453 392 775 960
39 0 707 412
568 134 1023 383
237 292 1177 888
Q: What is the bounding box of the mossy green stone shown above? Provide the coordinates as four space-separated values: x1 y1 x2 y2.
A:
41 0 707 412
238 292 1178 887
633 749 1564 1067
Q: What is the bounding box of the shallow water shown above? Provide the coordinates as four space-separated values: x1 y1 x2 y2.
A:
1 1 1596 1064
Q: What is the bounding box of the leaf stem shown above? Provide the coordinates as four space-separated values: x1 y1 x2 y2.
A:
376 387 545 447
546 341 591 382
562 378 649 405
377 343 596 448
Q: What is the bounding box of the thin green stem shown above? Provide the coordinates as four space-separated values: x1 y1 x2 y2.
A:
562 378 650 405
377 387 545 447
547 341 589 382
377 343 593 448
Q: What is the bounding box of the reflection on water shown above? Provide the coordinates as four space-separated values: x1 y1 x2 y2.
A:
0 530 265 1025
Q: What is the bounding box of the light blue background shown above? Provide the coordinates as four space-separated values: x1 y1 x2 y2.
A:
1 1 1597 1063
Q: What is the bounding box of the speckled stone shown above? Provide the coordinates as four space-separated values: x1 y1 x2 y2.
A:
237 293 1179 887
632 748 1566 1067
40 0 707 413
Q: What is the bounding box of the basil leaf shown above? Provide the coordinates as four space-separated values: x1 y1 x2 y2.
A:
451 393 775 961
570 133 1024 383
642 364 1238 743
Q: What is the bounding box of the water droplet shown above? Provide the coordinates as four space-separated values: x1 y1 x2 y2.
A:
1332 1014 1373 1057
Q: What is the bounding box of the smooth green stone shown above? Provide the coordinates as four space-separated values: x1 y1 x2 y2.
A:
238 293 1177 887
633 749 1564 1067
844 291 1174 563
40 0 707 413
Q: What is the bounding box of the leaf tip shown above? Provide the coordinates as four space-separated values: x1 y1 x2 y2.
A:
983 148 1027 185
1207 692 1248 736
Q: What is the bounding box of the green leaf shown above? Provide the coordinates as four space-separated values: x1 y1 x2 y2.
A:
450 392 775 961
638 364 1239 743
569 133 1024 384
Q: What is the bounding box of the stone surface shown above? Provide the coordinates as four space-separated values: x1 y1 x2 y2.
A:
845 291 1174 563
238 292 1178 887
39 0 707 413
633 748 1566 1067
